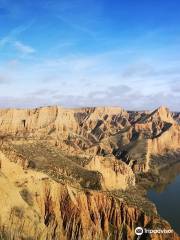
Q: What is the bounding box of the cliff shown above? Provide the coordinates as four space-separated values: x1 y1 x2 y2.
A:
0 150 178 240
0 105 179 239
0 105 179 176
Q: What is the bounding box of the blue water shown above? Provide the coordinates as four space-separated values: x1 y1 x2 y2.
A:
148 172 180 235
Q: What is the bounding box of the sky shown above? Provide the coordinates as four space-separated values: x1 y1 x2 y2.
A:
0 0 180 110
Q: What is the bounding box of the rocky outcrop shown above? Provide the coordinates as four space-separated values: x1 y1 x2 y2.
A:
124 107 180 172
0 105 179 171
0 105 179 174
0 105 180 239
0 106 128 139
148 124 180 155
0 151 178 240
172 112 180 124
86 156 135 190
134 106 175 138
0 106 79 138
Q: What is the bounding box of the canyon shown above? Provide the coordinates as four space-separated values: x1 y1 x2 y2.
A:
0 105 179 240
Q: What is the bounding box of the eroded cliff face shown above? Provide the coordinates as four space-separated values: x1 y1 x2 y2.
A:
0 105 180 240
148 124 180 155
0 151 178 240
0 105 179 183
122 106 180 172
0 106 179 171
0 106 128 139
86 156 135 190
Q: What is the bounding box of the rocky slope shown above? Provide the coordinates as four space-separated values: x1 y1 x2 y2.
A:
0 106 179 170
0 105 179 240
172 112 180 124
0 149 179 240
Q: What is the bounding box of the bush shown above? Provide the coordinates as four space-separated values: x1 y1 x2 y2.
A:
11 206 24 218
28 160 36 169
20 188 33 206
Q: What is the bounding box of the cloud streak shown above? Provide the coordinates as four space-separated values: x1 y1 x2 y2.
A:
0 21 35 56
14 41 35 54
57 15 96 38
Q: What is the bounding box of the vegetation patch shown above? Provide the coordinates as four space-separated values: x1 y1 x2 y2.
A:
20 188 33 206
11 206 24 218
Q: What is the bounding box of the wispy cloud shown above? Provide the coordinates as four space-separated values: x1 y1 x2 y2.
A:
0 22 35 55
51 85 180 111
14 41 35 54
0 22 34 46
0 95 52 109
0 28 180 111
57 15 96 38
122 63 180 79
0 54 180 111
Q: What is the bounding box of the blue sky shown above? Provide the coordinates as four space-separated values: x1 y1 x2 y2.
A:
0 0 180 110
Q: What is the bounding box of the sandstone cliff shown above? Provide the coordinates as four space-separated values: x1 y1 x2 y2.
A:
0 150 178 240
0 105 179 240
0 105 179 176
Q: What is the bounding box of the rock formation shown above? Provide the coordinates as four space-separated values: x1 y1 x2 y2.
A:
0 149 178 240
0 105 179 239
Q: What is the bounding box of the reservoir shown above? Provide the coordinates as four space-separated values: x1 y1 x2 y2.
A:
147 162 180 235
